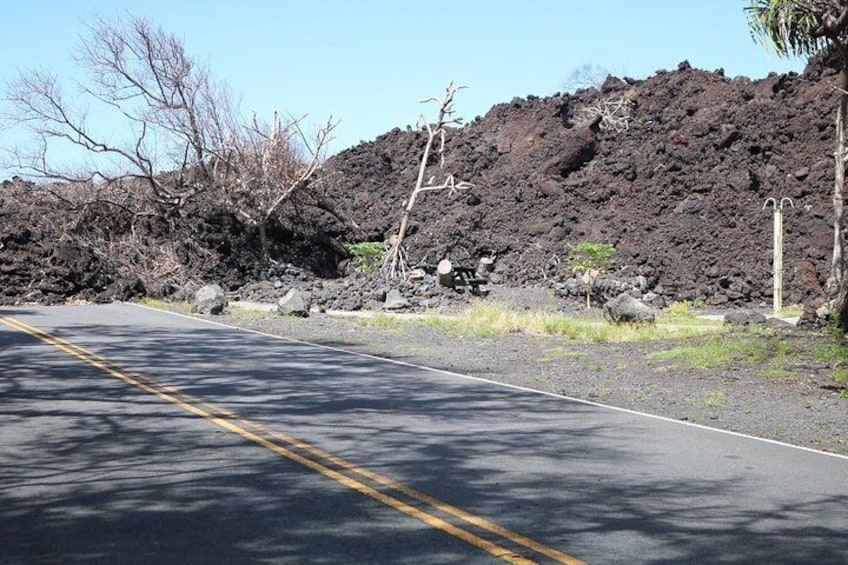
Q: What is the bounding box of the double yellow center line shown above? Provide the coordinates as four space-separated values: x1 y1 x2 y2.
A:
0 314 586 565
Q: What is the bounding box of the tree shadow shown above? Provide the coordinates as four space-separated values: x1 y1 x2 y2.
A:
2 305 847 564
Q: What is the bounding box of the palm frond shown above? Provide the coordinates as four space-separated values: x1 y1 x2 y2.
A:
745 0 828 57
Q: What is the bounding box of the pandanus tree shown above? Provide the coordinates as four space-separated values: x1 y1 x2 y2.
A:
746 1 848 302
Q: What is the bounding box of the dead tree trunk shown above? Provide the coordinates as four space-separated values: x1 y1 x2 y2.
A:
382 83 472 279
829 64 848 294
835 49 848 329
476 257 494 277
258 221 270 263
437 259 454 288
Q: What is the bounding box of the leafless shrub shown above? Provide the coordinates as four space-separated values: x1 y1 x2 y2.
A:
98 235 188 290
0 178 173 292
212 111 338 261
574 97 634 133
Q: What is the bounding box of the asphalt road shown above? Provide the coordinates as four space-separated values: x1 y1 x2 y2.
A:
1 304 847 564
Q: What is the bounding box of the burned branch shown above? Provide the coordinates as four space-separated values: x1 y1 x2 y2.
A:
574 97 634 133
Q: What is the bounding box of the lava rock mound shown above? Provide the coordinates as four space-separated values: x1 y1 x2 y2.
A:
325 61 836 306
1 60 841 307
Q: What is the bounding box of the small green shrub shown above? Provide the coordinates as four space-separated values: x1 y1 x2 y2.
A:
568 241 615 308
568 241 615 274
343 241 387 273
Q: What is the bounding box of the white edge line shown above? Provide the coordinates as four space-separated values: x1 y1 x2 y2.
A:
128 302 848 462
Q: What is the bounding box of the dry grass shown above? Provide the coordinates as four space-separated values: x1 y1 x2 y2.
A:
357 301 719 343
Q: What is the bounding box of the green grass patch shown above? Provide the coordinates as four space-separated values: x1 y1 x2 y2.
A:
420 302 524 337
647 330 800 371
781 304 804 317
419 301 717 342
540 347 589 362
229 308 276 321
811 337 848 385
355 312 413 334
759 367 794 379
647 337 733 369
665 300 694 316
356 312 397 327
655 302 720 328
812 341 848 365
703 390 724 408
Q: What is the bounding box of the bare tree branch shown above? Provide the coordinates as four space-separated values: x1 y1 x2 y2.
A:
382 83 473 279
211 112 339 261
3 12 339 271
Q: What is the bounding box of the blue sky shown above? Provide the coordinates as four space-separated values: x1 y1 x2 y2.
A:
1 1 806 178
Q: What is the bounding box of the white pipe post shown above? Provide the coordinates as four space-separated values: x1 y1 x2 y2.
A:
763 198 794 318
774 203 783 317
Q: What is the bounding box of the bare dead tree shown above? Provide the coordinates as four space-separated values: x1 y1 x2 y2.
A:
2 13 340 286
213 111 338 261
3 14 233 210
382 83 473 279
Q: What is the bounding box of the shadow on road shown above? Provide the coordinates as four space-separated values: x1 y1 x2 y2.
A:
1 310 846 564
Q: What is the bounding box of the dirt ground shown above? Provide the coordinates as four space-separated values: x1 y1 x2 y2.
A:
175 288 848 457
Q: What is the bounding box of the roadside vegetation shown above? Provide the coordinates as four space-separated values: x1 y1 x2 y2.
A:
357 300 719 342
349 301 848 395
342 241 387 274
138 297 194 315
646 330 797 371
644 322 848 393
138 295 848 398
